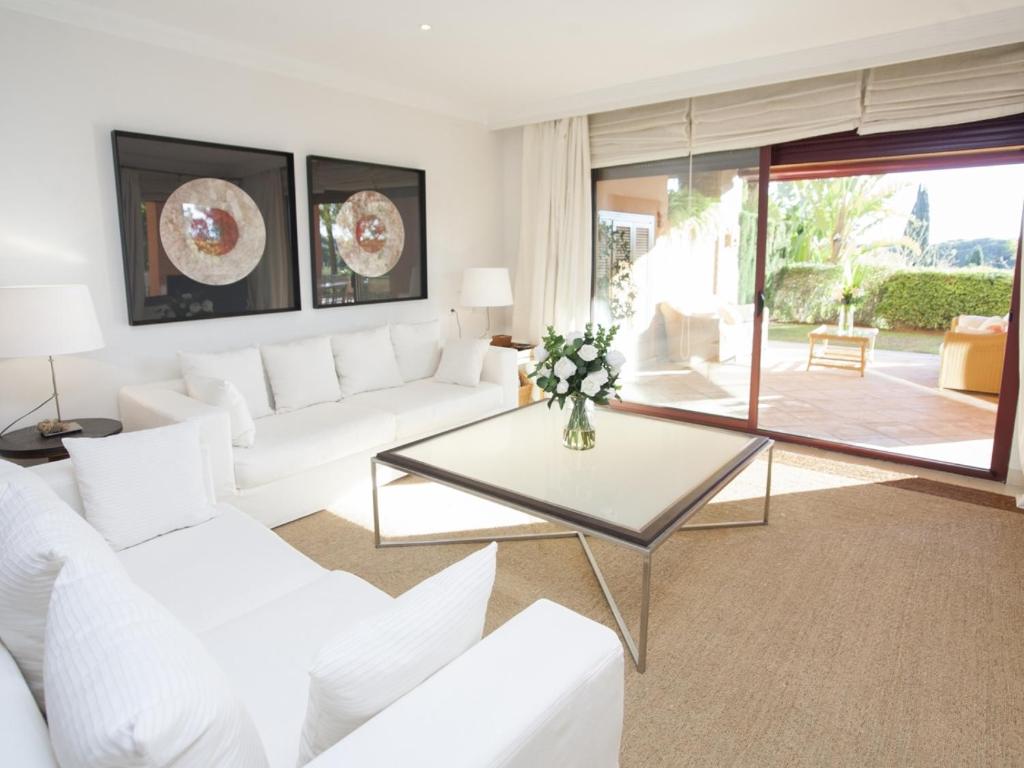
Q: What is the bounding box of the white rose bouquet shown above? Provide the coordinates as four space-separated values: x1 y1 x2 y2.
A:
530 323 625 407
530 324 625 449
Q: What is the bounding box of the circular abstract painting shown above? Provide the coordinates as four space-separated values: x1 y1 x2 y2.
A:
335 190 405 277
159 178 267 286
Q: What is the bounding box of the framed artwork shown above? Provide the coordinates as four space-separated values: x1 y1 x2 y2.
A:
307 155 427 307
112 131 300 325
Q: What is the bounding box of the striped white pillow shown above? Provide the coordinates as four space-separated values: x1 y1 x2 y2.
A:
65 421 215 551
0 477 120 712
298 542 497 763
44 556 269 768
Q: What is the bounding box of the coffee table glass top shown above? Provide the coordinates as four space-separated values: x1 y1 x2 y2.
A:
377 404 771 547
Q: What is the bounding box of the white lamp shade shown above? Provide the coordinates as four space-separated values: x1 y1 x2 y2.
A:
460 268 513 307
0 285 104 358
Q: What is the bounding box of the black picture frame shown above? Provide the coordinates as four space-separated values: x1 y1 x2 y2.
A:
307 155 427 308
112 130 301 326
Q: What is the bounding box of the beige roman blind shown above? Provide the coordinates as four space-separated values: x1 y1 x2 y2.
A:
589 99 690 168
860 44 1024 135
586 44 1024 165
690 73 863 154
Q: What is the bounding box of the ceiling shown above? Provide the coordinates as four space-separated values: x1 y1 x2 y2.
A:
6 0 1024 128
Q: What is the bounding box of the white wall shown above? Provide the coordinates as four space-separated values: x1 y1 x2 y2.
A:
0 11 508 429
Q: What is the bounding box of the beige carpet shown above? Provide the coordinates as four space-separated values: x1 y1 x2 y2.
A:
276 451 1024 767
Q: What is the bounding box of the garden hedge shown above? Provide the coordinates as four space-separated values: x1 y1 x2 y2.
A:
767 264 1013 330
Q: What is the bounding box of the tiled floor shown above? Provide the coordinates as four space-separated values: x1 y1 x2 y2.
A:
621 341 998 469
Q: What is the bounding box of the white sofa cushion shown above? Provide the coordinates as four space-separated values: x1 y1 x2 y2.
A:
434 338 491 387
119 506 324 634
200 571 393 768
299 542 497 763
349 379 503 441
331 326 404 397
314 600 624 768
391 320 442 381
180 347 273 418
0 641 58 767
185 376 256 448
261 336 342 413
45 557 269 768
0 476 120 711
233 402 396 490
65 421 216 551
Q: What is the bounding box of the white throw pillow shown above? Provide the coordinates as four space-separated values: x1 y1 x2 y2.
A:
0 477 120 711
331 326 404 397
391 320 442 381
45 556 269 768
0 642 58 766
184 376 257 448
65 421 216 551
261 336 342 413
179 347 273 418
299 542 497 763
434 338 491 387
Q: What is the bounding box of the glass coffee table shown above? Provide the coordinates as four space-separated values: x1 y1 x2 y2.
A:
372 403 774 672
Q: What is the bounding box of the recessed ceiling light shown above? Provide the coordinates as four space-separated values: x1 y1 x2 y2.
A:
420 23 432 31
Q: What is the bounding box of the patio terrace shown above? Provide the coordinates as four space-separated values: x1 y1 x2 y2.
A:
620 339 998 469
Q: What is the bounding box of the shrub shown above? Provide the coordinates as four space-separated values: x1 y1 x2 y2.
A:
767 264 891 326
767 264 1013 330
766 264 843 324
874 269 1013 330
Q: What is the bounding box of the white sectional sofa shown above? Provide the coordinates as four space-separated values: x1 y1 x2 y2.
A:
118 324 520 527
2 458 625 767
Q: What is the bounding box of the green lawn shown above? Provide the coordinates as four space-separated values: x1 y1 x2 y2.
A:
767 323 944 355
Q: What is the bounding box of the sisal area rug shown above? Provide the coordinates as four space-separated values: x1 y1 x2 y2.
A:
276 450 1024 767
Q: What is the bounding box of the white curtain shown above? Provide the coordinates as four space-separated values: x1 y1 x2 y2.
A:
512 116 593 342
690 72 863 154
861 44 1024 135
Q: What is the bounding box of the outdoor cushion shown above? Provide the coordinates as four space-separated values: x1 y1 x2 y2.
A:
233 402 396 489
347 380 503 441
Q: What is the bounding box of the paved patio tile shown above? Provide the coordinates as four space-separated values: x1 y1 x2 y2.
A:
622 341 997 468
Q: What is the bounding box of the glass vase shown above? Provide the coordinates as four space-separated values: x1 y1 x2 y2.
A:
562 395 596 451
837 305 847 331
844 306 856 333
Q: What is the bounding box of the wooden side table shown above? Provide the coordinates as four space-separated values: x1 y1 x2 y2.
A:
0 418 123 462
806 326 879 377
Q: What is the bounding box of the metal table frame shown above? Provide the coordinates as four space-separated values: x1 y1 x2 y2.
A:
371 437 773 673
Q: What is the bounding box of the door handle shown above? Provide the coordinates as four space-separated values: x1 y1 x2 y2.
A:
756 291 766 315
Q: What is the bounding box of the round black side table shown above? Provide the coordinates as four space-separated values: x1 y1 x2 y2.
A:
0 418 123 462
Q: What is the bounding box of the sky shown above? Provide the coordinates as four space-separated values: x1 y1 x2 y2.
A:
884 164 1024 243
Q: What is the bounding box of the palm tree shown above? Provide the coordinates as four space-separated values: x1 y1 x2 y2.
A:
770 176 913 271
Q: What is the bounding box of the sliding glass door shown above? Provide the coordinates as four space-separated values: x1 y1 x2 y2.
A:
759 160 1024 471
592 115 1024 479
592 149 763 423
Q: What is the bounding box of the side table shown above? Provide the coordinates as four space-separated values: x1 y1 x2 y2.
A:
0 418 123 462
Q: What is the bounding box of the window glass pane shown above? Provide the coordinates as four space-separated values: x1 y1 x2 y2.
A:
760 163 1024 469
593 149 761 420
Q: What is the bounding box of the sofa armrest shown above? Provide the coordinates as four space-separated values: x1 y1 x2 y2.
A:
118 382 236 497
308 599 624 768
480 345 520 412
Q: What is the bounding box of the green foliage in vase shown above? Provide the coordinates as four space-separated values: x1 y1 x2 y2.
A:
529 323 625 409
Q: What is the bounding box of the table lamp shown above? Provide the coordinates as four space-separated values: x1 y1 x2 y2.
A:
459 267 513 338
0 284 105 437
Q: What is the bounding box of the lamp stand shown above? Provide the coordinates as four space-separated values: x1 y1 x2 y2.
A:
49 355 63 422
